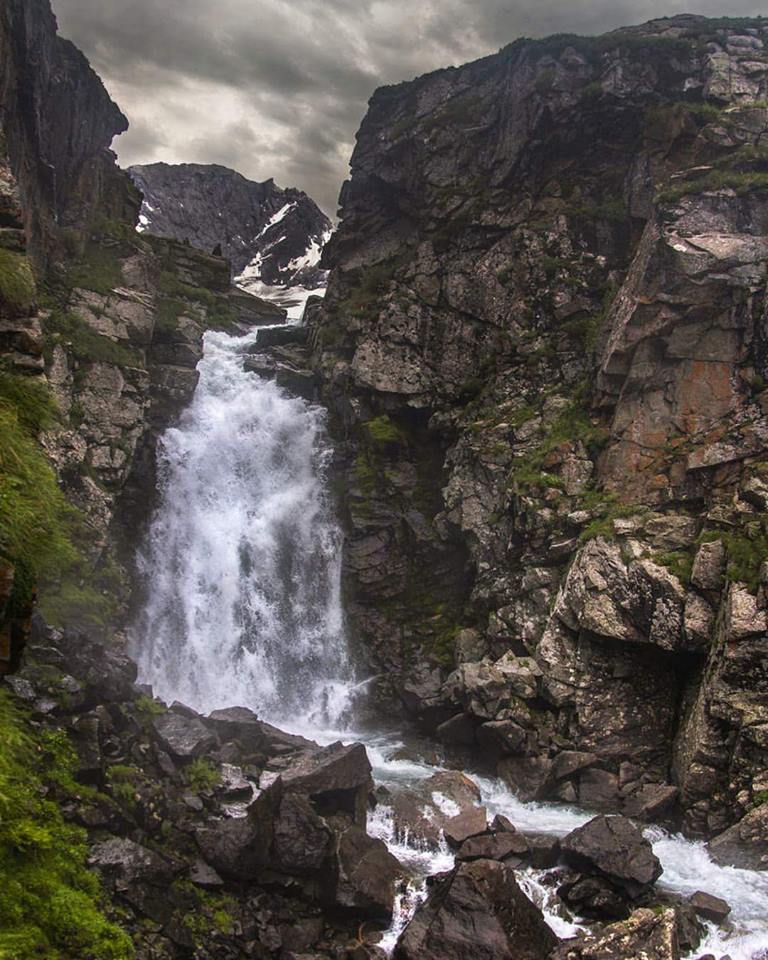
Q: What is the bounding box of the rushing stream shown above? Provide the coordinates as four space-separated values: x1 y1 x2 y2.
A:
132 325 768 960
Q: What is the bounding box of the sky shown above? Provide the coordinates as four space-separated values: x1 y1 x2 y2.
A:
53 0 765 217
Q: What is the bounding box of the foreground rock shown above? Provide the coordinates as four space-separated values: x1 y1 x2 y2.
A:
558 815 662 918
707 804 768 870
6 619 402 957
552 908 681 960
393 859 557 960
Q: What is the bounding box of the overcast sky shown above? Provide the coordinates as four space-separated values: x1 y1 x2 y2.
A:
53 0 764 216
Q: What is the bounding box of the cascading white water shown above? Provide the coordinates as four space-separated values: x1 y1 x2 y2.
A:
131 325 768 960
130 327 353 727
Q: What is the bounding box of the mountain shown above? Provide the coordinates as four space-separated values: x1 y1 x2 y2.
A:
128 162 333 317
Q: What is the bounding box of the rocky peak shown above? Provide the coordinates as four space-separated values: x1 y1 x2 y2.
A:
128 162 333 296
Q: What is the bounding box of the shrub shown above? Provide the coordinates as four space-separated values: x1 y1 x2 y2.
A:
184 759 220 793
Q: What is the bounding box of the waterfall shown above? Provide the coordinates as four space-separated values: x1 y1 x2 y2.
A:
130 328 353 727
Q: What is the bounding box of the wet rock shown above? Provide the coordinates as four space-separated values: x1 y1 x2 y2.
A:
551 907 680 959
557 873 631 920
560 815 662 896
443 805 488 848
708 804 768 869
189 858 224 888
476 719 530 755
332 825 403 918
394 859 557 960
456 831 529 862
89 836 179 885
436 712 476 745
274 793 333 875
688 891 731 923
152 710 218 759
521 833 561 869
195 779 282 880
280 741 373 825
498 756 553 802
388 770 484 849
623 784 679 821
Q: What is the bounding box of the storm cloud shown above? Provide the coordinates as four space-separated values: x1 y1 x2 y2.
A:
52 0 765 216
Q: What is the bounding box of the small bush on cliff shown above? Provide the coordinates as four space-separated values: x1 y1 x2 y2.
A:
0 691 134 959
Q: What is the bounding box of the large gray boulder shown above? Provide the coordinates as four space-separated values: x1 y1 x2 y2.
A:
152 709 217 759
560 815 662 896
394 858 557 960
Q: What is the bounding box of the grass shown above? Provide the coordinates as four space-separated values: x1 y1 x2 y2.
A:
0 690 133 960
655 549 694 585
702 523 768 593
0 249 36 313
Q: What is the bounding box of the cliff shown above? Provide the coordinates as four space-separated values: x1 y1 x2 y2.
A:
311 15 768 841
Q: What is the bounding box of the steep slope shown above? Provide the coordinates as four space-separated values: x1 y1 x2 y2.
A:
310 15 768 844
128 162 332 296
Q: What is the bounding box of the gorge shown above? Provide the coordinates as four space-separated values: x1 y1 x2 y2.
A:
1 2 768 959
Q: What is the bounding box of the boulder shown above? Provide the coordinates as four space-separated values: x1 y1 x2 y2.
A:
280 741 373 825
560 815 662 896
498 756 553 802
688 891 731 923
393 859 557 960
476 719 530 755
274 793 333 875
332 825 403 918
152 710 218 759
436 712 477 745
456 832 529 862
550 907 680 960
388 770 484 849
195 779 282 879
708 804 768 870
88 837 179 885
557 873 631 920
623 784 679 821
443 805 488 848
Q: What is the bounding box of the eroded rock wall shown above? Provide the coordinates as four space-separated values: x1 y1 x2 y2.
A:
311 15 768 840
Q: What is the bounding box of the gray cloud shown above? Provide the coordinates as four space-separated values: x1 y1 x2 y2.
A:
52 0 765 216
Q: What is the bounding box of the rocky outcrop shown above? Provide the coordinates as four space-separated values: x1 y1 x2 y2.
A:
129 162 332 289
7 616 403 956
311 14 768 839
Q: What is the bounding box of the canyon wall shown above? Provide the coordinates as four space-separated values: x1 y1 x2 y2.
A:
311 14 768 840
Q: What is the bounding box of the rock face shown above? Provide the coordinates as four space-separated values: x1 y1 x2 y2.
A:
394 858 558 960
129 162 332 289
311 14 768 839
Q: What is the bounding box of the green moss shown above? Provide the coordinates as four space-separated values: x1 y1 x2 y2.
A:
38 576 116 631
106 765 145 810
184 759 220 793
363 415 406 446
721 523 768 593
135 695 166 718
0 249 36 313
154 297 186 335
0 691 133 960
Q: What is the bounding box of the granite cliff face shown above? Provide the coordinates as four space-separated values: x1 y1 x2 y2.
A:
311 15 768 844
128 162 332 291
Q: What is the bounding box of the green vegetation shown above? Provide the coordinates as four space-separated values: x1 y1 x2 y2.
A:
106 765 145 809
0 690 133 960
0 249 36 313
336 261 399 316
44 308 142 367
68 244 124 297
171 881 237 945
0 370 78 612
659 169 768 204
38 575 116 631
135 694 166 718
183 759 220 793
534 67 556 92
362 415 406 446
655 549 694 584
713 523 768 593
507 401 609 496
